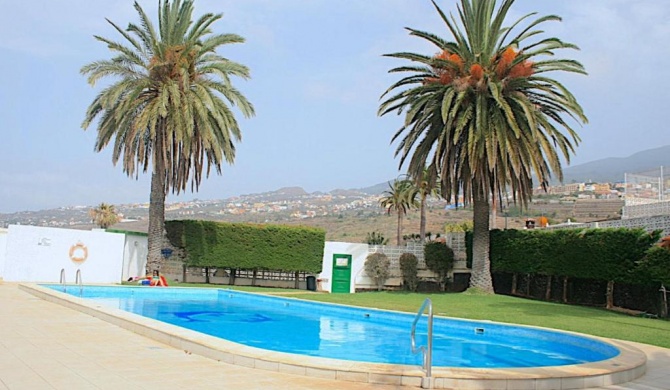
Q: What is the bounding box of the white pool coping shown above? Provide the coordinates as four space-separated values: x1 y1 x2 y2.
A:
20 283 647 389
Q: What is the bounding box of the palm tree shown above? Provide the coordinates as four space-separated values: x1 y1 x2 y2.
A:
379 0 587 293
88 203 121 229
411 166 439 242
82 0 254 273
380 178 419 245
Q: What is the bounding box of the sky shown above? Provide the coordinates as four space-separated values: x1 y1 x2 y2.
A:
0 0 668 213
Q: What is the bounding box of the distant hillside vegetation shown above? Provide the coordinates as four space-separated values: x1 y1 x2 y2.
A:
240 186 309 201
329 188 365 197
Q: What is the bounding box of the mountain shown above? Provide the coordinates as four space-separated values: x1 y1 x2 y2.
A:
350 145 670 195
355 181 390 195
560 145 670 184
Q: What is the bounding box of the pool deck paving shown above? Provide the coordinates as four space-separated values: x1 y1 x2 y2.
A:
1 282 668 390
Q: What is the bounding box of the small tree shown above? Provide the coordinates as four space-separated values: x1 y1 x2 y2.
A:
365 252 391 291
399 253 419 292
88 203 120 229
366 231 389 245
424 241 454 291
380 178 419 245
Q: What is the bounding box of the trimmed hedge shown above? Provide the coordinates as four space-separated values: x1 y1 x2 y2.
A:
482 227 663 310
636 246 670 286
490 228 660 283
165 220 325 273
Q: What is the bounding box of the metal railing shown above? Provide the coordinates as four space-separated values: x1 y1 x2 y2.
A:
75 269 83 296
411 298 434 388
59 268 66 293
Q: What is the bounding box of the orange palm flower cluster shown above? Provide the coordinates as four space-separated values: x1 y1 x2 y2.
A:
426 50 481 89
470 64 484 80
508 61 534 79
424 46 533 87
425 50 464 85
435 50 449 60
494 46 534 79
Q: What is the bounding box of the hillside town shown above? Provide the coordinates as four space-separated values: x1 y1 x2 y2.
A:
3 176 665 230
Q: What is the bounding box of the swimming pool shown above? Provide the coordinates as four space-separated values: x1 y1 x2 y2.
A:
43 285 617 369
24 284 647 389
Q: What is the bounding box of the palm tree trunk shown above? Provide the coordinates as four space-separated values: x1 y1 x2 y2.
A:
419 194 427 242
491 194 497 229
146 128 167 275
660 285 668 318
606 280 615 309
397 212 403 246
146 170 166 274
470 192 494 293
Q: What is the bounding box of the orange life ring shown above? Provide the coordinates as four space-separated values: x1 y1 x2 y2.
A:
69 243 88 263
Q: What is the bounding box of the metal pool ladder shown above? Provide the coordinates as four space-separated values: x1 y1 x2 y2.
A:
75 269 83 296
411 298 434 388
59 268 67 293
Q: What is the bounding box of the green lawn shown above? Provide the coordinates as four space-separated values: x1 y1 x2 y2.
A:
162 283 670 348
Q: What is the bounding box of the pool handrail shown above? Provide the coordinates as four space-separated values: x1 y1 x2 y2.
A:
411 297 433 387
75 269 82 296
59 268 66 293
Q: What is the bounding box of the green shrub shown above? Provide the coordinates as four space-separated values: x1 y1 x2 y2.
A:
399 253 419 292
365 252 390 291
445 221 473 233
424 241 454 291
366 231 388 245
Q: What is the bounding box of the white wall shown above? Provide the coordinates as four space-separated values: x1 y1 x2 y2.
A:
121 234 148 281
0 228 7 280
318 242 369 293
2 225 126 283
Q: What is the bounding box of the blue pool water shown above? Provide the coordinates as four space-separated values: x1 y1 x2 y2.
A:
45 285 619 368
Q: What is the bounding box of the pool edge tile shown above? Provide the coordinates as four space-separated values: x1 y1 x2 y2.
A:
278 363 306 376
254 358 280 372
336 370 369 383
368 373 403 386
304 367 337 380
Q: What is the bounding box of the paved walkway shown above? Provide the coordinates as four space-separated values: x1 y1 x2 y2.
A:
0 283 668 390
